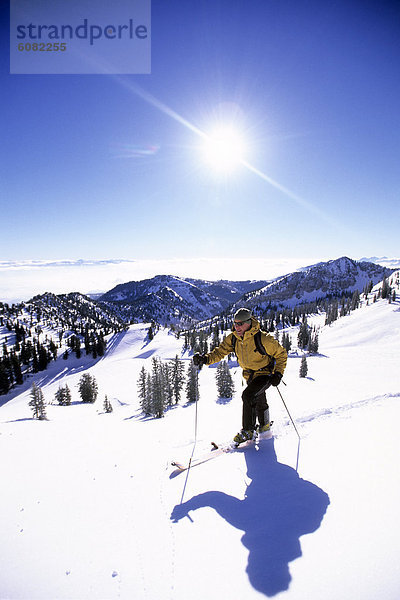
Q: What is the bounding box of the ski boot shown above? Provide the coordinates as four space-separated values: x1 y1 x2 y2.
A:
257 422 273 440
258 423 270 433
232 429 255 447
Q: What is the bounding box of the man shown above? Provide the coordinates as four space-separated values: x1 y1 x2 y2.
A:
193 308 287 444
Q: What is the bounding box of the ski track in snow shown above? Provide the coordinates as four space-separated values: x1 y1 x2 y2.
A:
295 391 400 428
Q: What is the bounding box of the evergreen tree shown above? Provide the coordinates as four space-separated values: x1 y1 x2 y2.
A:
49 339 58 361
70 335 81 358
340 296 347 317
0 360 10 395
182 332 189 352
29 382 47 420
146 372 152 412
64 384 72 405
308 327 319 354
20 342 32 365
1 356 13 388
350 290 360 311
186 361 199 403
325 300 339 325
84 331 91 355
55 384 72 406
210 326 220 350
103 395 113 413
37 344 50 371
363 280 373 297
297 319 309 349
10 353 23 385
170 355 185 404
32 348 39 372
299 355 308 378
187 330 195 352
162 361 174 406
137 366 151 415
216 361 235 399
151 357 165 418
381 276 390 300
281 331 292 353
78 373 98 403
96 333 106 357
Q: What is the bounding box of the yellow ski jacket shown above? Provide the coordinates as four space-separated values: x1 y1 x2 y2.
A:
205 318 287 381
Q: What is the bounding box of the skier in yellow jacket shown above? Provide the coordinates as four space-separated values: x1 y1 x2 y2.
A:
193 308 287 444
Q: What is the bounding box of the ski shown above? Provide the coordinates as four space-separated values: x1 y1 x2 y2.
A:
171 445 227 474
170 425 273 476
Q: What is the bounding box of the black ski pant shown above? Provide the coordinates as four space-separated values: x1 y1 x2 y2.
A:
242 375 272 431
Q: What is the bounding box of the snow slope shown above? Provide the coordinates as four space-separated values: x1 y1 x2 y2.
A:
0 299 399 599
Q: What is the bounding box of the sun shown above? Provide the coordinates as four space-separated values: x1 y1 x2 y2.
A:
201 125 247 173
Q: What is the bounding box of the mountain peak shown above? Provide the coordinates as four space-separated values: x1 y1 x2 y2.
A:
233 257 393 311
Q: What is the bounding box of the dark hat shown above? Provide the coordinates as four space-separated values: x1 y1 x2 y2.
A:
234 308 252 322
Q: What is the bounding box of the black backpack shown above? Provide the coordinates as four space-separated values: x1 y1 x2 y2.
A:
231 330 276 371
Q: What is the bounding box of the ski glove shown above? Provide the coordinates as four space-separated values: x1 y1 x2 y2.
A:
193 353 207 367
269 372 283 386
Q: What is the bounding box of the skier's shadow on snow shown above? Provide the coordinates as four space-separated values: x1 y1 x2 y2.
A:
171 439 330 597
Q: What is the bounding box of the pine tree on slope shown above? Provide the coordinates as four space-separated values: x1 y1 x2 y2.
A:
137 366 151 415
103 395 113 413
151 357 165 418
29 382 47 420
55 384 72 406
216 361 235 399
299 355 308 378
186 362 199 404
78 373 98 403
170 355 185 405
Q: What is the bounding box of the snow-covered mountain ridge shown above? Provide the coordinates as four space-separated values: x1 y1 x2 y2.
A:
99 275 271 324
1 258 393 333
99 257 394 325
1 259 396 400
234 256 393 311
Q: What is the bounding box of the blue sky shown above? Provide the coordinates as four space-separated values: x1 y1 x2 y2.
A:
1 1 399 275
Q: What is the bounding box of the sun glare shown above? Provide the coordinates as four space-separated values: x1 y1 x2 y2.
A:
202 126 246 173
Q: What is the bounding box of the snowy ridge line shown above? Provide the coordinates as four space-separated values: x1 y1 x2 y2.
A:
296 392 400 427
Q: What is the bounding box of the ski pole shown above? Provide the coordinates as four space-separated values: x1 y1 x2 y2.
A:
189 365 200 466
180 364 200 504
187 364 200 471
276 386 301 441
